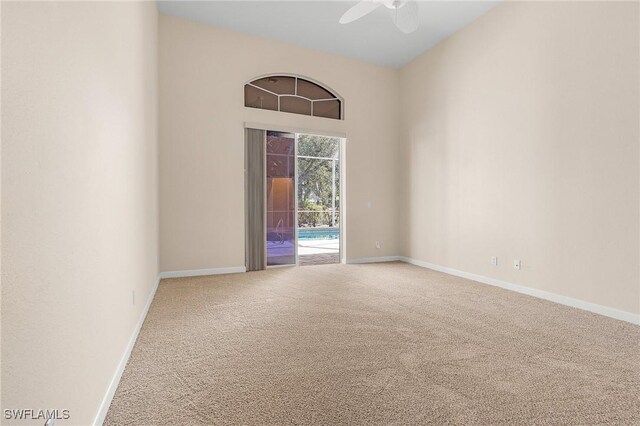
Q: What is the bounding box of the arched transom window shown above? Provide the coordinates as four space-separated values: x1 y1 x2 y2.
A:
244 75 343 120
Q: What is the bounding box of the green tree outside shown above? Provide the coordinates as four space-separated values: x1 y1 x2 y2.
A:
297 135 340 228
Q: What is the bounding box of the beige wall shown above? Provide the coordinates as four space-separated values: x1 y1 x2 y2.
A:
1 2 159 424
159 15 401 271
0 0 3 405
400 1 640 315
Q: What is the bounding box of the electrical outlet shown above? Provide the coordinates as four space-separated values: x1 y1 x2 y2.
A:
375 241 381 249
132 290 136 305
491 256 498 266
513 259 521 270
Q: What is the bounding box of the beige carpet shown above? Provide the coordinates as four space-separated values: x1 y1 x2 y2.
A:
105 262 640 425
299 253 340 266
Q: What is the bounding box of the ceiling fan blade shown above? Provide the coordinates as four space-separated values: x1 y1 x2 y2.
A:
339 1 382 24
392 0 419 34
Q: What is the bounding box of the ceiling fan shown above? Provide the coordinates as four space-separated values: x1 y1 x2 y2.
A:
339 0 420 34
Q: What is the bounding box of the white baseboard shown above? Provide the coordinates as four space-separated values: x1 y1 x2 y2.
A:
93 274 161 426
159 266 246 279
346 256 401 264
399 257 640 326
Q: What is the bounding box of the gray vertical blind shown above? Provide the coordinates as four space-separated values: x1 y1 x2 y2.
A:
245 128 266 271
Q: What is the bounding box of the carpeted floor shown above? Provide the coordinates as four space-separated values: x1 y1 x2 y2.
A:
105 262 640 425
299 253 340 266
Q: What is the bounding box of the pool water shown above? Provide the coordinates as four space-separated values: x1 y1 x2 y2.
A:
298 228 340 240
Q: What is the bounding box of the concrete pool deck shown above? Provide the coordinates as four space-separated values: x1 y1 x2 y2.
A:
267 239 338 254
298 238 339 255
267 238 340 266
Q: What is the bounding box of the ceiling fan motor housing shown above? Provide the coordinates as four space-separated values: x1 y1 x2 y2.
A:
384 0 408 10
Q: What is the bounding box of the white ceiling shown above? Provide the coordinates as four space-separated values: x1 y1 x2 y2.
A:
157 1 500 68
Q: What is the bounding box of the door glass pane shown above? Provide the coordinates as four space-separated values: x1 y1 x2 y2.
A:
297 134 340 265
266 131 296 266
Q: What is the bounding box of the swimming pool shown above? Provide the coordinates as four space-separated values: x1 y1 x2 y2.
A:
298 228 340 240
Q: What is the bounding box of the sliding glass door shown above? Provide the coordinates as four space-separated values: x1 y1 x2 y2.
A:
258 130 341 268
297 134 341 266
265 131 296 266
